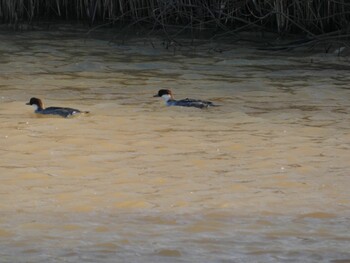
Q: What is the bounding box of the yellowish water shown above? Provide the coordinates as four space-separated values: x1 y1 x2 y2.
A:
0 29 350 262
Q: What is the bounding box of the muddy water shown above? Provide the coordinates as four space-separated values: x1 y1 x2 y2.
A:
0 29 349 262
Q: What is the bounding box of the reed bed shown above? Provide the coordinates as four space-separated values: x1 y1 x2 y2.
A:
0 0 349 38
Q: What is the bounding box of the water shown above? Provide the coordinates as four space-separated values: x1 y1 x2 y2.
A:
0 29 349 262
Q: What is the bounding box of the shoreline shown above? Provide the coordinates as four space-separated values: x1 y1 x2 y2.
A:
1 22 350 57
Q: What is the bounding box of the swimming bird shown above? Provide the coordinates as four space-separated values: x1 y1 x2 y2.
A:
153 89 218 109
26 97 89 118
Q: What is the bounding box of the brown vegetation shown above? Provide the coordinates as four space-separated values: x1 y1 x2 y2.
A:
0 0 349 48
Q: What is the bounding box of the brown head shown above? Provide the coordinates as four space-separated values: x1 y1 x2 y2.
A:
153 89 174 99
26 97 44 110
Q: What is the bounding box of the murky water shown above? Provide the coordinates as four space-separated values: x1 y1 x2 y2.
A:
0 29 349 262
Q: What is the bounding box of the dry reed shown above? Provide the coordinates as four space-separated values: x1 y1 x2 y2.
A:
0 0 349 38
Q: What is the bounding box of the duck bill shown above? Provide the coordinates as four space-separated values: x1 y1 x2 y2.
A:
153 94 160 97
25 102 31 105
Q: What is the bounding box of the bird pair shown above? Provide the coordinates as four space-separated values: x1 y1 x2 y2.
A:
26 89 218 118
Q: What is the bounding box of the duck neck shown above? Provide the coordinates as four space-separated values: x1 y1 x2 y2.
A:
161 94 174 103
32 104 44 112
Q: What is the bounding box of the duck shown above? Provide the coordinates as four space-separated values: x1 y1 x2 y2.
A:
26 97 89 118
153 89 218 109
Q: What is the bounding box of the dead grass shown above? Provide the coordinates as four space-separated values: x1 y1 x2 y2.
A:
0 0 349 49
